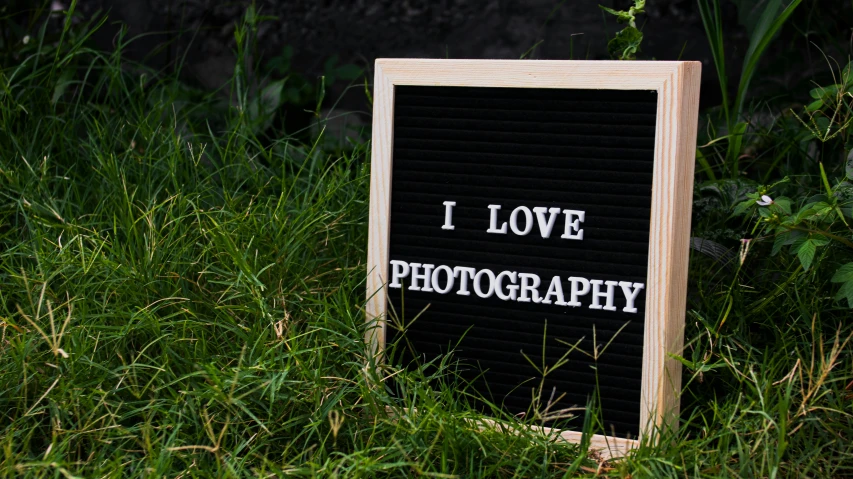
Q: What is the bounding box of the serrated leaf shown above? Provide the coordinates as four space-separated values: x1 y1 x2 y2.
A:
773 196 792 215
796 201 831 221
771 231 790 256
732 199 754 217
811 235 830 247
796 239 817 270
831 262 853 283
789 234 807 254
784 229 806 245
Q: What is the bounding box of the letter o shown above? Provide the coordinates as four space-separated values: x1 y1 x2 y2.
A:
510 206 533 236
431 265 455 294
473 269 496 298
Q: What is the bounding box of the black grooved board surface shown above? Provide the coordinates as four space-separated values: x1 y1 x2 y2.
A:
386 85 657 438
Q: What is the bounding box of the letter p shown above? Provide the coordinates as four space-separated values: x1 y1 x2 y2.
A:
389 260 410 288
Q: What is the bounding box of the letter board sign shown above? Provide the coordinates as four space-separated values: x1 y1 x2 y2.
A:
366 60 701 456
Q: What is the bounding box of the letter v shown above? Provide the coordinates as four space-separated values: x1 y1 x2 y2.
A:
533 207 562 239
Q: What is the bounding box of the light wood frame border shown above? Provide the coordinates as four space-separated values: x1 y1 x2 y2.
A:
366 59 701 458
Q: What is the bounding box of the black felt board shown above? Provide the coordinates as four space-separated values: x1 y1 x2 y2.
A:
385 85 657 438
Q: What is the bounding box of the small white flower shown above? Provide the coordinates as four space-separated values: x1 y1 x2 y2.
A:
22 35 30 45
51 1 65 12
756 195 773 206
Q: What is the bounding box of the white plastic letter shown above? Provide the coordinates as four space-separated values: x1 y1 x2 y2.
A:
441 201 456 230
473 269 496 298
589 280 618 311
532 207 562 239
619 281 645 313
495 271 518 301
389 260 410 288
495 271 519 301
567 276 590 307
487 205 508 234
561 210 585 240
453 266 477 296
409 263 435 292
541 276 567 305
509 206 533 236
431 265 455 294
517 273 542 303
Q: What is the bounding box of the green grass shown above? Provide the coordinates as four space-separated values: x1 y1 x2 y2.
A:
2 5 853 478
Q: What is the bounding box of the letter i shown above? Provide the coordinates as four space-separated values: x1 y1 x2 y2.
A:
442 201 456 230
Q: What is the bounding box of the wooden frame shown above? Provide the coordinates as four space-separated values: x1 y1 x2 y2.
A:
366 59 701 458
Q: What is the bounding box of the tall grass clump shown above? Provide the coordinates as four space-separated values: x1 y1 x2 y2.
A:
0 6 598 478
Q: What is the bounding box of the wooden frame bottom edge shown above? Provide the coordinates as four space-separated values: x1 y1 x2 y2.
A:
384 406 638 461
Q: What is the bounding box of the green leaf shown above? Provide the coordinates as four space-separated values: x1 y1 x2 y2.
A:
269 46 294 75
773 196 792 215
805 99 823 112
771 231 790 256
796 239 817 270
814 116 831 133
834 280 853 308
796 201 831 222
261 79 285 110
789 234 807 252
51 68 74 105
784 230 807 248
831 263 853 283
726 121 749 167
696 149 717 181
732 0 802 121
846 149 853 181
811 235 830 247
843 60 853 86
732 199 754 217
607 26 643 60
333 64 363 81
323 54 340 74
809 84 839 100
246 79 285 133
599 5 634 23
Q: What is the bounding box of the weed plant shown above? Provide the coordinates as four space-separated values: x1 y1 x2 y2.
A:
1 3 853 478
